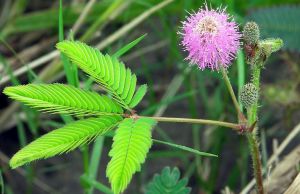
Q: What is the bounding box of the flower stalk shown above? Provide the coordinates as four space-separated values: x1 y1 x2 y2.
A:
247 64 261 125
220 65 247 123
139 116 241 130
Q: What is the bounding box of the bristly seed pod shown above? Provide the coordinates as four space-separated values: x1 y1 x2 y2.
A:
240 83 259 108
243 22 260 45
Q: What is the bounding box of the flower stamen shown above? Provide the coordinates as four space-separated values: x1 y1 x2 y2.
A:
180 5 241 70
194 16 219 35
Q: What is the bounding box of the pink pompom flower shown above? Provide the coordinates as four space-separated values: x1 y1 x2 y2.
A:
179 5 241 70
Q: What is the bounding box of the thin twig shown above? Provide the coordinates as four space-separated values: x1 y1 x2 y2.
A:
154 68 189 117
0 0 11 28
0 50 59 86
71 0 96 35
80 0 131 42
122 40 168 61
96 0 174 49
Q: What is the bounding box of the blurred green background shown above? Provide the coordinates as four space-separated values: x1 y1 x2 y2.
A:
0 0 299 193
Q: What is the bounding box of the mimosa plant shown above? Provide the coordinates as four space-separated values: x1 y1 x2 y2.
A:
3 4 283 194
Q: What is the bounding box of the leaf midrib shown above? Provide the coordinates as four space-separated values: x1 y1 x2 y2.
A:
10 93 116 116
117 121 134 189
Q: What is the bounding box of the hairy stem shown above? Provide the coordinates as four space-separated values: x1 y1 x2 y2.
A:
220 65 246 122
248 65 261 126
139 116 240 130
247 132 264 194
247 63 264 194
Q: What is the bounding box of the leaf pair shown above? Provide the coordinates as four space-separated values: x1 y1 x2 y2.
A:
56 41 147 110
107 118 157 194
4 41 149 117
4 41 154 194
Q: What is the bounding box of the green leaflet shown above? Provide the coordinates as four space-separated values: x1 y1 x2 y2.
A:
10 115 122 169
145 167 191 194
56 41 146 110
106 118 157 194
129 84 147 108
3 83 123 116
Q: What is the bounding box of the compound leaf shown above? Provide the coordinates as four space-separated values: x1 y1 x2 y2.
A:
56 41 146 110
10 115 122 169
106 118 157 194
3 83 123 116
145 167 191 194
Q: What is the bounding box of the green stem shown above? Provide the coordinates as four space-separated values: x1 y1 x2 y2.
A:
220 65 245 122
59 0 78 87
87 136 105 194
237 49 245 110
139 116 240 130
248 65 261 125
246 132 264 194
82 145 90 175
247 63 264 194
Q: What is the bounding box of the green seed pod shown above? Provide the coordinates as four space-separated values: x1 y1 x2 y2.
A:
243 22 260 45
240 83 259 108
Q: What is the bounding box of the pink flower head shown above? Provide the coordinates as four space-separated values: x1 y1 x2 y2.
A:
180 5 241 70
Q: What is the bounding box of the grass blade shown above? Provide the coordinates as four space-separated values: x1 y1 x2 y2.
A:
86 136 105 194
153 139 218 158
81 175 113 194
113 34 147 58
59 0 78 87
237 49 245 111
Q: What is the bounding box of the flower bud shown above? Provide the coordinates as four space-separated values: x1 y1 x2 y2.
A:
243 22 260 45
260 38 284 57
240 83 259 108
